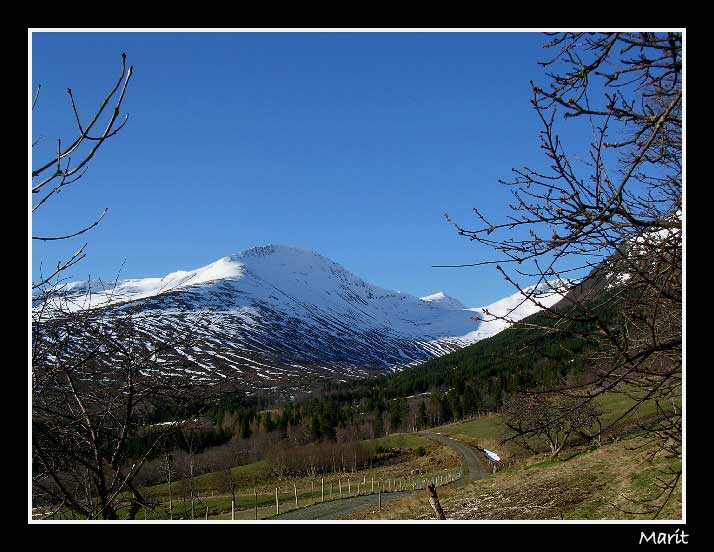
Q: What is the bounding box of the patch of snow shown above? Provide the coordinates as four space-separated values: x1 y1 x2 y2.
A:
482 448 500 462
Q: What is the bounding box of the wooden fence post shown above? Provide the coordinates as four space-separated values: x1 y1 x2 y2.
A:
348 479 351 495
294 483 298 508
378 489 381 511
275 488 279 515
205 506 209 520
231 499 235 520
371 476 374 493
339 479 342 498
427 483 446 520
321 478 324 502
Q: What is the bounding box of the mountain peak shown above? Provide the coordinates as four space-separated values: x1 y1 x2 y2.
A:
420 292 466 310
235 244 319 260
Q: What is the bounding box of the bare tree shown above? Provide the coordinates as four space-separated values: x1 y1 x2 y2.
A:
31 291 218 519
181 427 203 520
32 53 136 520
442 32 682 516
163 452 175 519
502 391 603 458
31 54 236 520
32 53 132 291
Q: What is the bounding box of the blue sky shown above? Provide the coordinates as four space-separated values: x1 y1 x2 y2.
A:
32 31 570 307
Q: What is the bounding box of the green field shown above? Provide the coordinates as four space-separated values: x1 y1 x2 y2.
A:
433 385 678 460
119 432 456 520
147 460 273 501
438 414 504 444
361 433 430 451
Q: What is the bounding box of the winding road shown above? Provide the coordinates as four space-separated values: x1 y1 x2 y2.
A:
417 432 487 484
272 432 487 520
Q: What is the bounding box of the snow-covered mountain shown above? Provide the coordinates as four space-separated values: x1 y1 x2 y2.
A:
42 245 567 397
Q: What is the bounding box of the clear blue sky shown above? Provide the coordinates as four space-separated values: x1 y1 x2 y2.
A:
32 31 568 307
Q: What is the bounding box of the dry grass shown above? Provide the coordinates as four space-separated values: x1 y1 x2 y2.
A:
351 435 681 521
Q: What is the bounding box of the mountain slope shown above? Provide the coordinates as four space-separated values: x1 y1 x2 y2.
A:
43 245 566 398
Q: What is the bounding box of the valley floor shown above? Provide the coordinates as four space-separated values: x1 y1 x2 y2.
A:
38 392 681 521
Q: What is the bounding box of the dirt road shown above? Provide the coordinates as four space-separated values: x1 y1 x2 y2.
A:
271 490 415 520
417 431 487 483
271 432 487 520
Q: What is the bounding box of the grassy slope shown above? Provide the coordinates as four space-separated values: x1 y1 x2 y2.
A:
147 460 273 499
133 432 452 520
434 386 675 459
351 388 681 521
362 433 430 451
352 435 681 520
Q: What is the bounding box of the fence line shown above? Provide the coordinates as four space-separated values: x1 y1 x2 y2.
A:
131 465 464 520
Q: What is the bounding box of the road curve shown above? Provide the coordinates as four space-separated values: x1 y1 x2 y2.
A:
271 432 487 520
417 431 487 483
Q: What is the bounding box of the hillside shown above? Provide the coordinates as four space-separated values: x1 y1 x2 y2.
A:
351 435 681 520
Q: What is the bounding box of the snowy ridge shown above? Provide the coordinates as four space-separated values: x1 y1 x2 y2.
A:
460 280 570 343
41 245 567 398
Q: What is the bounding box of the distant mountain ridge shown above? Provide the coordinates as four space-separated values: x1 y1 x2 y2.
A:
44 245 567 398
